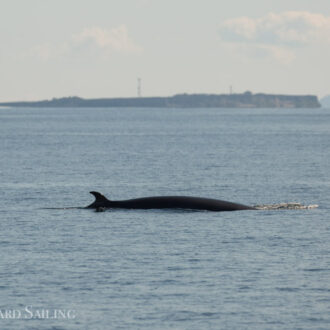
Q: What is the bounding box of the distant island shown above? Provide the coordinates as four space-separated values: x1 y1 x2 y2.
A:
0 92 321 108
320 95 330 108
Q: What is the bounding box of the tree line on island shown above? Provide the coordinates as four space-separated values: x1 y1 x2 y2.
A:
0 91 321 108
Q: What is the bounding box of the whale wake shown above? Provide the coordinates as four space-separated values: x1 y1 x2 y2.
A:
254 203 318 210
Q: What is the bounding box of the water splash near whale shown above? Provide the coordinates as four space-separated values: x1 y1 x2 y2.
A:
254 203 318 210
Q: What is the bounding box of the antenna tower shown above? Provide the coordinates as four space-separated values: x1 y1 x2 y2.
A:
137 78 142 97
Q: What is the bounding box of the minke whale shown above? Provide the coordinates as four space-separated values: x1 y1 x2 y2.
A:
86 191 256 212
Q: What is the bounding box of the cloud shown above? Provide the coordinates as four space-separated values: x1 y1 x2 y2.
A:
72 25 142 54
28 25 142 61
220 11 330 45
219 11 330 63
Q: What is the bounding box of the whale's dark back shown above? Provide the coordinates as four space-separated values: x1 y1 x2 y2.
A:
87 192 255 211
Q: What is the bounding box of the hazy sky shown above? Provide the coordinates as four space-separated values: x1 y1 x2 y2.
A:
1 0 330 101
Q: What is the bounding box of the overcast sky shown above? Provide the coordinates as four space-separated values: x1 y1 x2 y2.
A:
1 0 330 101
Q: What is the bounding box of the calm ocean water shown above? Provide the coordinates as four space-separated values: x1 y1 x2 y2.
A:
0 107 329 329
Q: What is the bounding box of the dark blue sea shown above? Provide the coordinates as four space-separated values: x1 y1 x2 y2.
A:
0 107 329 329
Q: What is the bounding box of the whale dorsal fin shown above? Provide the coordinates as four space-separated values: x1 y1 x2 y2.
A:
87 191 111 208
90 191 109 202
